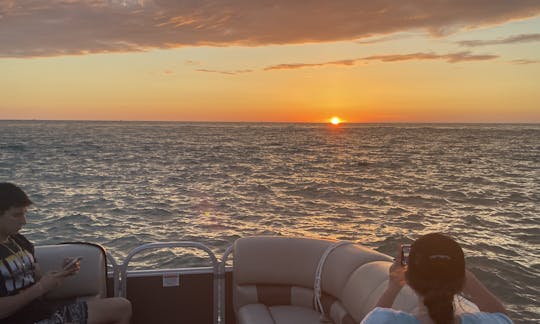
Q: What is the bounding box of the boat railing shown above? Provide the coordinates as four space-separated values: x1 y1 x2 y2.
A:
118 242 221 324
219 245 234 323
105 251 122 299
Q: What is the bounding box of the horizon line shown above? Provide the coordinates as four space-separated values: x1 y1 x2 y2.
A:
1 118 539 125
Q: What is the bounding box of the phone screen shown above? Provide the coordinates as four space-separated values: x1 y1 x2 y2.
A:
63 257 82 270
401 245 411 266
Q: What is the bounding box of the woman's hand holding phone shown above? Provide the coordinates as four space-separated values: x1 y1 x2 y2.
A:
375 245 408 308
388 245 407 289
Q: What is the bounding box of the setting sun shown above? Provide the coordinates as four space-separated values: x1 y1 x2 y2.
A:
330 117 341 125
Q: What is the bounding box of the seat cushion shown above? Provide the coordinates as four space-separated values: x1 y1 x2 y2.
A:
35 243 107 299
237 304 275 324
238 304 323 324
270 305 323 324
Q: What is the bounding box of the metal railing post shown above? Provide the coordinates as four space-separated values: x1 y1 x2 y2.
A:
219 246 234 324
105 252 121 297
119 242 220 324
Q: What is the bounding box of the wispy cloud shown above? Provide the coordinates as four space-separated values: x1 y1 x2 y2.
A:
196 68 253 75
264 60 357 71
364 52 499 63
263 51 498 70
185 60 201 66
511 59 540 64
1 0 539 58
458 33 540 47
356 34 415 44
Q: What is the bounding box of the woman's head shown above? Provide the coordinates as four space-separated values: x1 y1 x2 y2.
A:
405 233 465 324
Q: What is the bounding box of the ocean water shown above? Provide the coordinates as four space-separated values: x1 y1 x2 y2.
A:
0 120 538 322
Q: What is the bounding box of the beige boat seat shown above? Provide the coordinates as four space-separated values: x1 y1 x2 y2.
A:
233 236 420 324
34 243 108 301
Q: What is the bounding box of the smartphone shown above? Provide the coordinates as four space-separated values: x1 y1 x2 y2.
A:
401 245 411 266
63 257 83 270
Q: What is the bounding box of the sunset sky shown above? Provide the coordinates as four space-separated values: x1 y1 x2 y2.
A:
1 1 539 123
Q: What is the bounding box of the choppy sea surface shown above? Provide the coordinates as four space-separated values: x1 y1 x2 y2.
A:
0 121 538 322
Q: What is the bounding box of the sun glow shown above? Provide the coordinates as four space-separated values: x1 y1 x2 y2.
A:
330 117 341 125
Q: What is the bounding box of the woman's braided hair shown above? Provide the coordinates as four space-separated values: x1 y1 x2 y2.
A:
405 233 465 324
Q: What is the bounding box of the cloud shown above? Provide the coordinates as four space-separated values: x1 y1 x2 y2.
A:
355 33 415 44
263 51 498 70
264 59 357 71
457 33 540 46
1 0 539 57
364 52 499 63
196 68 253 75
185 60 201 66
511 59 540 64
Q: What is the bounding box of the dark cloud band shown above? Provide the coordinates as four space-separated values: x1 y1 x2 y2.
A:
457 33 540 47
1 0 539 57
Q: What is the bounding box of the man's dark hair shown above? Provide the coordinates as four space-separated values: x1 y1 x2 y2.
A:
0 183 33 215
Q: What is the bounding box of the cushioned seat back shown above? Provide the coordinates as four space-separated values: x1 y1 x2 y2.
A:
233 236 332 311
340 261 479 322
320 243 392 300
35 243 107 300
318 244 396 324
233 236 478 324
341 261 418 322
233 236 405 324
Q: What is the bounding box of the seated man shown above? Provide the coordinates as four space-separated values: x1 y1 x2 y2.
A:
0 182 132 324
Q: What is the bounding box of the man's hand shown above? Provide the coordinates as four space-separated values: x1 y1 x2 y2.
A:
38 271 68 293
61 257 81 276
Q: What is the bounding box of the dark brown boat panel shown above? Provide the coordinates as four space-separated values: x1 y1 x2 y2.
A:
107 271 236 324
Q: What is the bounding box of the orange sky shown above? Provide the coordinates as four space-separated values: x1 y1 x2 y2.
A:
1 1 539 123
